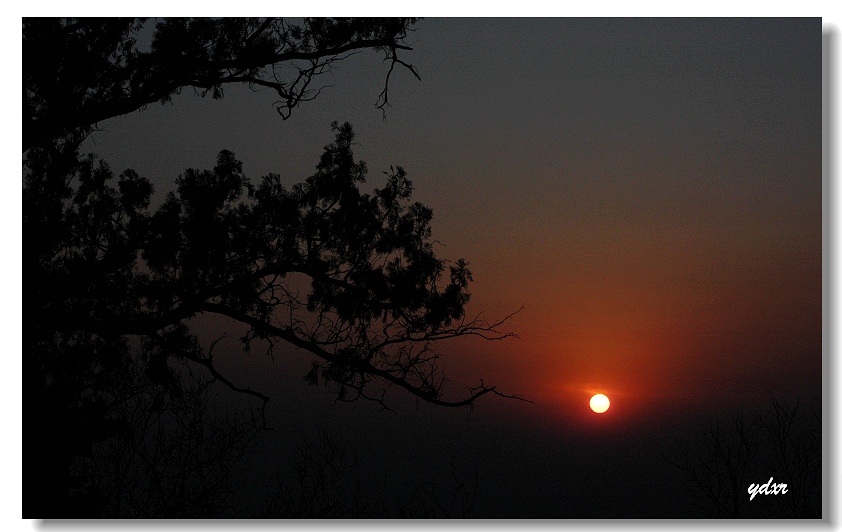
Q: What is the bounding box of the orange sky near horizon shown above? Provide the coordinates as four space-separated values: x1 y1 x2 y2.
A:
425 129 821 428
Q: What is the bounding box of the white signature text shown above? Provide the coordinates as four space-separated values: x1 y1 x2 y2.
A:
748 477 788 501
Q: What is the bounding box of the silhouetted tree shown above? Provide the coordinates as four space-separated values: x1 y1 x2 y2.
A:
666 411 759 518
665 397 821 518
260 431 478 518
72 352 263 518
23 17 420 153
23 18 521 517
753 397 822 518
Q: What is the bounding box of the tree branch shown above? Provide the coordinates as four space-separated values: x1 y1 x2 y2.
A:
199 302 529 408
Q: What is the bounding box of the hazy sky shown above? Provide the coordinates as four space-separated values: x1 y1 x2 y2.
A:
74 17 823 518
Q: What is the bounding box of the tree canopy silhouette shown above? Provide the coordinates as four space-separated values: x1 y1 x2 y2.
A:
23 18 522 517
24 17 420 152
32 122 518 410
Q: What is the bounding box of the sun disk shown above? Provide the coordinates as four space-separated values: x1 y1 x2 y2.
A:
590 393 610 413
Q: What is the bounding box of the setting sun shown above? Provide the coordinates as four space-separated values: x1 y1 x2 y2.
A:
589 394 610 413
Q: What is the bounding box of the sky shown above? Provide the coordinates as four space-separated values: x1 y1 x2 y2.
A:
86 18 822 416
17 15 829 522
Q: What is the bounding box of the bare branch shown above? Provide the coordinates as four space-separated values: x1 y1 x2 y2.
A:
148 330 271 428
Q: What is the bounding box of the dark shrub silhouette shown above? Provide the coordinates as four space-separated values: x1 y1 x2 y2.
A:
665 396 821 518
259 431 478 518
